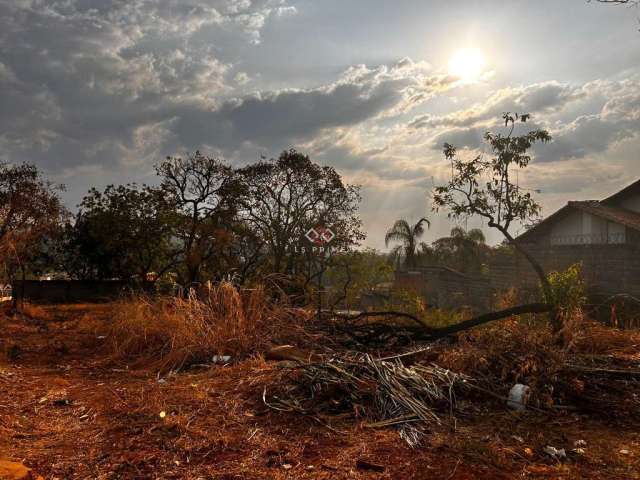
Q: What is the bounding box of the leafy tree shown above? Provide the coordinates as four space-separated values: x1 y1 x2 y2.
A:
0 162 67 282
70 184 179 281
156 152 243 284
384 217 430 269
433 112 553 300
237 149 364 277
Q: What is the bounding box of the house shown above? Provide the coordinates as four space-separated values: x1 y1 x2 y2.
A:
505 178 640 297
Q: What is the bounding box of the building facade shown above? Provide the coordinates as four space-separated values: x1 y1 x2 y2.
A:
504 179 640 297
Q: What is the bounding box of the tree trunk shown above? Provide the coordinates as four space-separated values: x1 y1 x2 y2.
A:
335 303 553 344
500 228 560 330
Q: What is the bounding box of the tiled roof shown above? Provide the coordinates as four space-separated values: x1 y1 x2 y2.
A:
517 200 640 242
516 179 640 242
569 201 640 231
603 179 640 205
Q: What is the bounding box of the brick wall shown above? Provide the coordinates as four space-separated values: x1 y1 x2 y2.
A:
489 243 640 298
395 268 491 312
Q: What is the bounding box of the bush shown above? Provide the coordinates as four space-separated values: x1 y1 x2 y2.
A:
544 263 586 314
108 282 311 371
544 263 586 342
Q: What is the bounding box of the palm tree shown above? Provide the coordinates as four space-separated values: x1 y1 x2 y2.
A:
385 217 430 269
432 226 488 273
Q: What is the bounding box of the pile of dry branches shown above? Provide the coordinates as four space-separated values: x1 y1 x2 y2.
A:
264 352 473 447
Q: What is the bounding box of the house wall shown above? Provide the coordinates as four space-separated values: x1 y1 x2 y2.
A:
550 211 625 245
490 239 640 298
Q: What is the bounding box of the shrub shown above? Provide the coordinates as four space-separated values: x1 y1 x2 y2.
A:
543 263 586 343
544 263 586 314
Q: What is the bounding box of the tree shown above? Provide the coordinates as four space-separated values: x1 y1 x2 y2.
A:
156 152 243 285
237 149 364 277
433 112 553 299
324 248 394 309
0 162 67 282
70 184 179 282
429 227 489 274
385 218 430 269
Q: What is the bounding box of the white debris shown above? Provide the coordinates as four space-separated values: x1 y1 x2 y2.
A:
507 384 531 411
544 446 567 460
574 439 587 448
620 449 630 455
212 355 232 364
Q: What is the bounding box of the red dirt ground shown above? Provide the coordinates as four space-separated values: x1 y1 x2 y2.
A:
1 304 639 479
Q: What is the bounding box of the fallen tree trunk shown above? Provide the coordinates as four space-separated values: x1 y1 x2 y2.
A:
332 303 552 346
426 303 553 339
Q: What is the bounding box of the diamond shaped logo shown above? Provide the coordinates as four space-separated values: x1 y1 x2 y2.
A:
305 225 335 245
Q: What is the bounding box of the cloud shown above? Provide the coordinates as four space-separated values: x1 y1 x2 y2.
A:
408 77 640 166
0 0 299 171
0 1 453 177
533 78 640 162
167 58 454 152
408 81 585 130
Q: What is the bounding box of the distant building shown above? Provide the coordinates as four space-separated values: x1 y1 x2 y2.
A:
507 179 640 297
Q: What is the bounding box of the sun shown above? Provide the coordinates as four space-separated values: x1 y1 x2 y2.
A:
448 48 486 83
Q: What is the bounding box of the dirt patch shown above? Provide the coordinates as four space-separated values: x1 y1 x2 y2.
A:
1 304 639 479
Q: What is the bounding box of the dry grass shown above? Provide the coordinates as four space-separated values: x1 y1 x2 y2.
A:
438 317 566 408
572 319 640 356
108 282 312 371
18 303 53 321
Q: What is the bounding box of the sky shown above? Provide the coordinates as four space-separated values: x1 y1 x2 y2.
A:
1 0 639 249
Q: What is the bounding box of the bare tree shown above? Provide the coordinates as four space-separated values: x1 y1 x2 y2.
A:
156 152 243 285
237 149 364 276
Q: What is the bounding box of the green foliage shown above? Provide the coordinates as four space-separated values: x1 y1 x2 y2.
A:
433 113 550 232
543 263 586 313
381 286 464 328
67 184 179 281
433 113 553 294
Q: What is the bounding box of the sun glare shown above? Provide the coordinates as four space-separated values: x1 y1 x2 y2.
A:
448 48 486 83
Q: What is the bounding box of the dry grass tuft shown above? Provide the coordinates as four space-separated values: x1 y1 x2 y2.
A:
108 282 312 371
572 319 640 356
